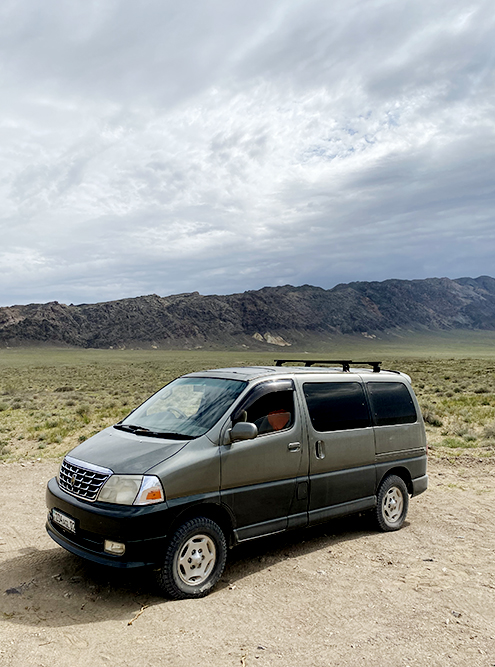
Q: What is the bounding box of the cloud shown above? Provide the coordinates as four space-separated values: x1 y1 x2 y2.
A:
0 0 494 305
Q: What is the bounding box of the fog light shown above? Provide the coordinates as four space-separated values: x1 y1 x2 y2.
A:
104 540 126 556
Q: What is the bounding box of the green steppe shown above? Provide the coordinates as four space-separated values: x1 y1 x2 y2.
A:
1 329 495 462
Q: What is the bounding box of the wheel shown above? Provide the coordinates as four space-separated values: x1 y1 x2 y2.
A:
156 517 227 599
374 475 409 532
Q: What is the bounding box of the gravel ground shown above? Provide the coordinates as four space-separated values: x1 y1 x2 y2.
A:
1 458 494 667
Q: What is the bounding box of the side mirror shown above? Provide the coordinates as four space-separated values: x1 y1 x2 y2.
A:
229 422 258 443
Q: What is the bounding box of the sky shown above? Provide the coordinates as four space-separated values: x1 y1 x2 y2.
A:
1 0 494 306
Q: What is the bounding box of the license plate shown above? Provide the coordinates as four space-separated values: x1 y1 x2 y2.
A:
52 509 76 534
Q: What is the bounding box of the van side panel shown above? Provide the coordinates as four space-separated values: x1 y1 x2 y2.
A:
307 430 376 512
366 378 428 493
373 422 427 459
148 436 221 501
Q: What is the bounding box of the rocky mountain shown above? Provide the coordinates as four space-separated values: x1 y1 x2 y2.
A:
1 276 495 349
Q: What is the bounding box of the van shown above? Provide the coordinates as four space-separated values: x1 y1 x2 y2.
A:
46 360 428 599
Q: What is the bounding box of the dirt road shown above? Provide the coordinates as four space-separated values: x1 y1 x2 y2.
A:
1 458 494 667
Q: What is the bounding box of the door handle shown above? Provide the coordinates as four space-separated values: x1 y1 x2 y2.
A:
315 440 325 459
287 442 301 452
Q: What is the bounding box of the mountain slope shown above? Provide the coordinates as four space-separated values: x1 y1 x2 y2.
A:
1 276 495 349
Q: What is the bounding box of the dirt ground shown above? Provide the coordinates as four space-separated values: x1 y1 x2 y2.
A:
0 458 494 667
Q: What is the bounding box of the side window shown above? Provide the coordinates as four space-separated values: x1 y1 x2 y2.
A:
238 388 295 435
367 382 417 426
303 382 370 432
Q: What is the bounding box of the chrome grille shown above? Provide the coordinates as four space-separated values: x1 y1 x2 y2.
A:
59 456 112 501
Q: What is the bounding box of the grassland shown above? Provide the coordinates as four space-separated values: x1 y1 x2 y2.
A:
1 342 495 462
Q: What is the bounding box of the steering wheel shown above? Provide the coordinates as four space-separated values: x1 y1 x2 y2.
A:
164 407 187 419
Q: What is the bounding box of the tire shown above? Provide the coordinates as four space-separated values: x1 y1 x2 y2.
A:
374 475 409 532
156 517 227 599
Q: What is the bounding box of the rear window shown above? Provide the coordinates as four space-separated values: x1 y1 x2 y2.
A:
367 382 417 426
303 382 370 432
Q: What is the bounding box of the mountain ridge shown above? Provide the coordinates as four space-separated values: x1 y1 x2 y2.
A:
1 276 495 349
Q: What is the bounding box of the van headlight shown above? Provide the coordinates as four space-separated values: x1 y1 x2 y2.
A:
98 475 165 505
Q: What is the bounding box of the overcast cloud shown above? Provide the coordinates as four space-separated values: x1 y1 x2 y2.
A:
1 0 494 306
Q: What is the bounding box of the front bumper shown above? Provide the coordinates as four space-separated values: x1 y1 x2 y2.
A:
45 477 171 568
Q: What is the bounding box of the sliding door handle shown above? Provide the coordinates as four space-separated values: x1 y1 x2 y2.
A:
315 440 325 459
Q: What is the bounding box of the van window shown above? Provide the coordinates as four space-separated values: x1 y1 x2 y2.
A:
303 382 370 432
243 389 294 435
367 382 417 426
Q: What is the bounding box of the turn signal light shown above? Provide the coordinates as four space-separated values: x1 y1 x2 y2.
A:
134 475 165 505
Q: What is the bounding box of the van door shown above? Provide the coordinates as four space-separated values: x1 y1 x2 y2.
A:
301 379 376 524
220 380 308 541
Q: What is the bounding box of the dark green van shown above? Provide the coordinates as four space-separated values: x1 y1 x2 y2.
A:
46 360 428 599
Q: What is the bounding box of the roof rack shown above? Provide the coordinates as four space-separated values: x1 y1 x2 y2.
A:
274 359 382 373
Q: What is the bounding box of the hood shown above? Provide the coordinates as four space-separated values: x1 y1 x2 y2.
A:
67 426 189 474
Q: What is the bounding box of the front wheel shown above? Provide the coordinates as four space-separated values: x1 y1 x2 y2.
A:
374 475 409 532
156 517 227 599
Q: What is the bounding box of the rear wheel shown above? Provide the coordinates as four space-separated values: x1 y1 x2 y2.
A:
375 475 409 531
156 517 227 599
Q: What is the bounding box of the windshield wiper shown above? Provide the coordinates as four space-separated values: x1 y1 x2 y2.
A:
114 423 147 434
114 424 192 439
150 432 194 439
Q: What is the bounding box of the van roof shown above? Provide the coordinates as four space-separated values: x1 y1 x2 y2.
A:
184 365 409 383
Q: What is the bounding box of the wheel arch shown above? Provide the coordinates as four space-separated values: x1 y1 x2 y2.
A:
377 466 413 495
168 502 235 547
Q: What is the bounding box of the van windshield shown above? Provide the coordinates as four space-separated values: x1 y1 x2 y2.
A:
118 377 247 438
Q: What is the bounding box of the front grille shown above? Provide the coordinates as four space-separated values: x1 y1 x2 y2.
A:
59 456 112 501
